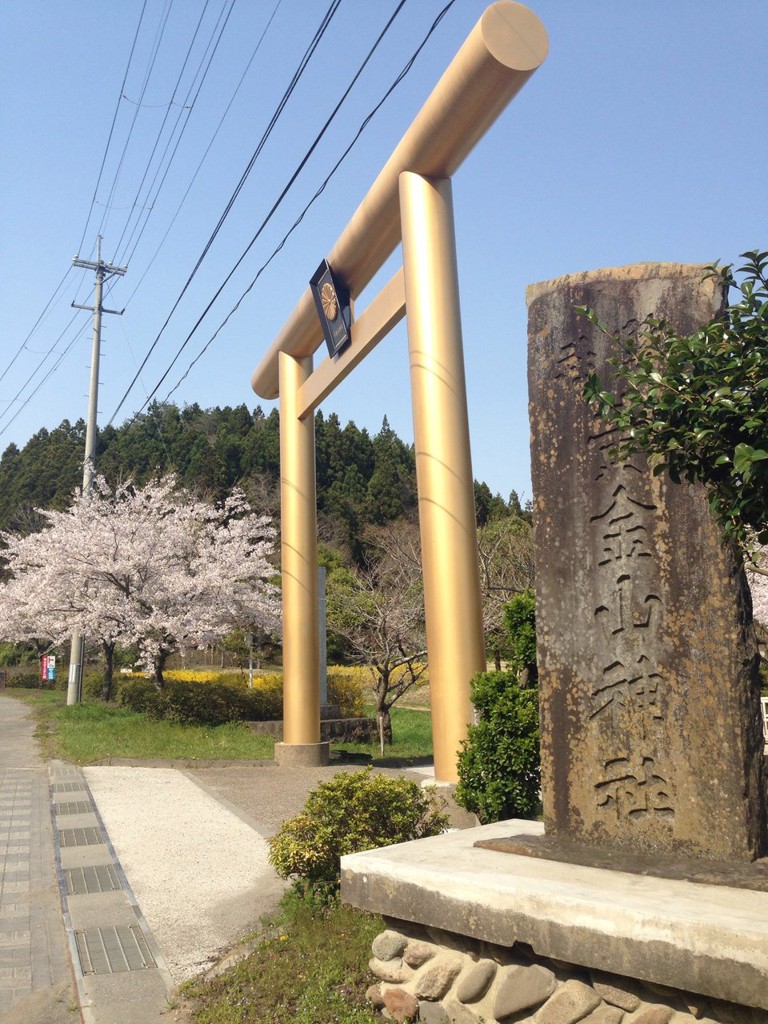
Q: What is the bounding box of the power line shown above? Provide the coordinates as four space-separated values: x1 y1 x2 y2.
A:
76 0 150 256
0 267 74 387
111 0 222 265
93 0 176 249
108 0 343 425
114 0 239 268
120 0 283 304
151 0 459 414
0 320 89 440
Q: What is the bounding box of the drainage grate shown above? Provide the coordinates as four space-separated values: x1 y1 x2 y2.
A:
52 782 86 793
55 801 93 815
76 925 156 974
58 826 104 847
65 864 121 895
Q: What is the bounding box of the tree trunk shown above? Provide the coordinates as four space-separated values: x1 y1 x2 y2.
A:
494 650 502 672
101 642 115 702
375 678 394 745
153 651 168 691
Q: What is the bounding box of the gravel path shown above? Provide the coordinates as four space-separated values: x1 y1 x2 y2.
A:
83 766 284 981
81 761 475 986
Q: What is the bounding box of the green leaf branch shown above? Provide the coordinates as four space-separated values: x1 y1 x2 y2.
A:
580 250 768 554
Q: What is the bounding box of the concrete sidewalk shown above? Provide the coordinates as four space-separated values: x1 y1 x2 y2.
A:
0 696 78 1024
0 696 175 1024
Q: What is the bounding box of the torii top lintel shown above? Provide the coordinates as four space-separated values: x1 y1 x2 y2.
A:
250 1 548 401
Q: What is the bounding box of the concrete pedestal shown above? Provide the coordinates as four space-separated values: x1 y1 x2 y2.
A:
273 741 330 768
341 819 768 1013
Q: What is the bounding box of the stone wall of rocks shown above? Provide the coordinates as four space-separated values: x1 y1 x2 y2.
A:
366 919 761 1024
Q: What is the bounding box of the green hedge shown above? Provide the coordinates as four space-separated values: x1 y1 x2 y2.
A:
118 679 282 726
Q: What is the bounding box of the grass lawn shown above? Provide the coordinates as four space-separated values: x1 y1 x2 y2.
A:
3 689 434 766
332 704 433 765
180 893 382 1024
6 689 275 763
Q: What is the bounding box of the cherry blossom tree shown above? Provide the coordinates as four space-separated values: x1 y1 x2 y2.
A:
0 476 280 697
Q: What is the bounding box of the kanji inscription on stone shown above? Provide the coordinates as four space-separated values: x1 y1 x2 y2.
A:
527 264 766 861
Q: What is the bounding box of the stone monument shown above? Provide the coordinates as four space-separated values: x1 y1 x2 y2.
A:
525 263 767 864
343 263 768 1021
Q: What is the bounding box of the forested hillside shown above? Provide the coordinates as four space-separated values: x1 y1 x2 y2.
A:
0 402 521 556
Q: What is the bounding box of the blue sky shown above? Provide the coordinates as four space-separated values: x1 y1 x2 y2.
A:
1 0 766 503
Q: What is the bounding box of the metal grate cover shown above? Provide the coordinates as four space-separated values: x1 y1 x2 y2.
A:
52 781 86 792
75 925 156 974
58 826 104 847
55 800 93 815
65 864 121 895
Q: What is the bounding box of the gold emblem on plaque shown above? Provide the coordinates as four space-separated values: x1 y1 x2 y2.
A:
321 282 338 321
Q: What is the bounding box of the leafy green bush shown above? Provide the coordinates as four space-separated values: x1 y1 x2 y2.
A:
268 767 449 892
0 642 39 667
504 589 537 684
5 670 45 689
81 670 109 700
455 670 540 824
118 679 282 726
582 250 768 550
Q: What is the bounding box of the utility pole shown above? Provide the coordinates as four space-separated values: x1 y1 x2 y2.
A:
66 236 127 706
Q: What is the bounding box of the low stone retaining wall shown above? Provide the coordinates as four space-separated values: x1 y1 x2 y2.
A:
245 717 378 743
342 821 766 1023
367 919 759 1024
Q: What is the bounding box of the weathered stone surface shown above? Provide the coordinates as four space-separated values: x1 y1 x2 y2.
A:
370 956 410 984
707 1000 760 1024
366 983 385 1008
668 1014 699 1024
373 930 408 961
442 997 485 1024
403 939 436 968
425 926 480 955
682 997 708 1018
493 963 557 1019
381 987 419 1022
591 972 642 1011
581 1008 625 1024
625 1007 674 1024
527 263 767 860
533 980 602 1024
418 1000 452 1024
412 955 462 1000
456 958 497 1003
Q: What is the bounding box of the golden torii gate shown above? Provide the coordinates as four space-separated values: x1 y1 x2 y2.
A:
251 1 547 782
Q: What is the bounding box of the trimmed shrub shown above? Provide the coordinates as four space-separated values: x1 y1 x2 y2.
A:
117 680 158 715
81 670 109 701
455 670 540 824
118 679 283 726
5 671 46 689
268 767 449 892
